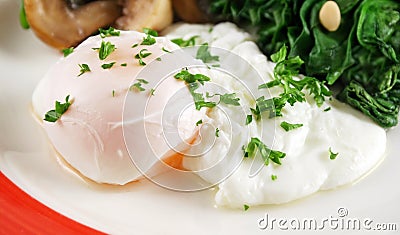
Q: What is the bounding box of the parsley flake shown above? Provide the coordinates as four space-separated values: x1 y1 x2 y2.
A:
44 95 71 122
171 36 198 47
130 79 149 92
62 47 74 57
121 63 127 67
143 28 158 37
141 32 156 46
244 205 250 211
243 137 286 166
258 45 332 118
271 175 278 181
132 43 139 48
78 64 91 76
246 115 253 125
215 128 220 137
135 49 152 66
329 148 339 160
324 107 331 112
162 47 171 53
174 69 216 110
196 43 219 63
280 121 303 132
99 27 120 38
98 41 116 60
196 120 203 126
101 62 116 69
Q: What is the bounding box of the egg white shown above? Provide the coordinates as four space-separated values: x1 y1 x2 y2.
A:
165 22 387 208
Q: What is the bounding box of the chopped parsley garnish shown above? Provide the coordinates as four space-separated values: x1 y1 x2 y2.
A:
324 107 331 112
121 63 127 67
174 69 216 110
246 115 253 125
162 47 171 53
78 64 91 76
196 120 203 126
243 137 286 166
156 58 162 61
280 121 303 132
98 41 116 60
44 95 71 122
62 47 74 57
329 148 339 160
196 43 219 63
143 28 158 37
206 92 241 106
257 45 332 117
215 128 220 137
149 88 155 96
101 62 116 69
130 79 149 92
99 27 120 38
171 36 198 47
141 33 156 46
271 175 278 181
174 69 211 84
19 0 29 29
219 93 240 106
112 90 116 97
243 205 250 211
132 43 139 48
135 49 152 66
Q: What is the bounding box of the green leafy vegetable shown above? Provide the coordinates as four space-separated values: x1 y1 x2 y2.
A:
44 95 71 122
62 47 74 57
280 121 303 132
171 36 198 47
329 147 339 160
196 120 203 126
271 175 278 181
209 0 400 128
98 41 116 60
244 205 250 211
196 43 219 63
121 63 127 67
243 137 286 166
215 128 220 137
78 64 91 76
99 27 120 38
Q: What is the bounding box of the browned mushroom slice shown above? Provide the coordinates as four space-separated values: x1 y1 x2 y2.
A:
24 0 121 49
115 0 173 32
171 0 212 23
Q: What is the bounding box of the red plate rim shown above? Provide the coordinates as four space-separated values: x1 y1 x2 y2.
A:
0 171 104 234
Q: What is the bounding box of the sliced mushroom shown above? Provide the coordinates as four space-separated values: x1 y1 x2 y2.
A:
24 0 121 49
115 0 173 32
172 0 212 23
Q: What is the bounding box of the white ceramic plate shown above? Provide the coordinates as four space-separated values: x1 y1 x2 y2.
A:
0 0 399 234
